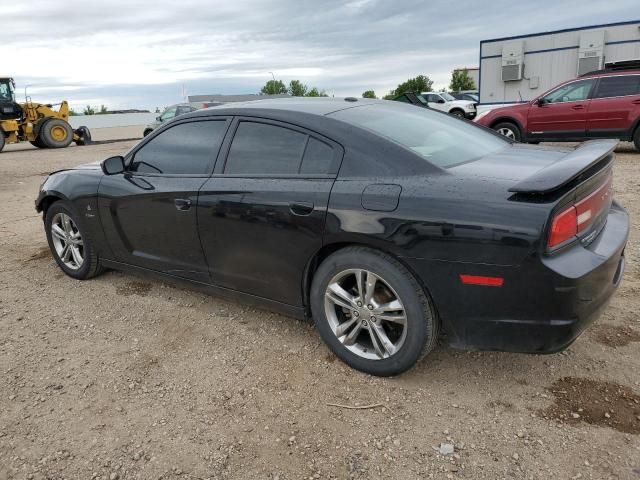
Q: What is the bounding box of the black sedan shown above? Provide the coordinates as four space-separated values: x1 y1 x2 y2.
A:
36 98 629 376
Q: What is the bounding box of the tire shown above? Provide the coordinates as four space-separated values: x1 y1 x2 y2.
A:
311 246 439 376
40 118 74 148
143 128 153 137
0 132 5 153
44 201 103 280
30 137 47 148
74 126 92 146
493 121 521 142
450 109 465 118
634 127 640 153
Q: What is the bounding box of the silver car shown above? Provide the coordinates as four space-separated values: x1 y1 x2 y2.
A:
143 103 198 136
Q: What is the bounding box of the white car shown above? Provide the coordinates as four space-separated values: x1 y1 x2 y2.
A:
421 92 477 119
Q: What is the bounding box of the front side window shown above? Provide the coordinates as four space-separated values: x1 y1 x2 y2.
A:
224 121 335 175
0 80 12 101
594 75 640 98
543 79 594 103
440 92 456 102
130 121 227 175
330 102 508 169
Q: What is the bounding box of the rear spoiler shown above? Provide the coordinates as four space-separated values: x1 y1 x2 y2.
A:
508 140 617 194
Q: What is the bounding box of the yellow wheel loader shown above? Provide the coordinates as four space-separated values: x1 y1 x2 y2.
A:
0 77 91 153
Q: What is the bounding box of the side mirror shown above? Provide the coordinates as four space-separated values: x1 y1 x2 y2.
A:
437 99 446 104
536 98 547 106
156 116 161 121
101 155 125 175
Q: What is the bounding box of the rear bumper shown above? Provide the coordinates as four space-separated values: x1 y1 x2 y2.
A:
406 202 629 353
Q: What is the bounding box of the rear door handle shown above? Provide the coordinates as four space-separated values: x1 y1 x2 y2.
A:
174 198 192 211
289 201 314 216
571 104 585 110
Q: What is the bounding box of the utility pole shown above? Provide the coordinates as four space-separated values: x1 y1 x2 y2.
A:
268 72 276 95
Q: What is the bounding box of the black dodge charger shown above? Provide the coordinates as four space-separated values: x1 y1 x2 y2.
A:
36 98 629 376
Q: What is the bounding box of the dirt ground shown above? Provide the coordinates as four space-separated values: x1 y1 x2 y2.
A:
1 140 639 480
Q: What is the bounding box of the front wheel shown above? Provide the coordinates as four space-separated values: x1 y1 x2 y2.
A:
45 201 103 280
450 109 465 118
311 247 438 376
40 119 74 148
493 122 521 142
634 127 640 153
0 132 5 152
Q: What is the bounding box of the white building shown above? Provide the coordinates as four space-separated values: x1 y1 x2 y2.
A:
478 20 640 105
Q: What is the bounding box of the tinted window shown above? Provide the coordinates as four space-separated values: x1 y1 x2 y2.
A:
330 102 508 168
130 121 226 175
225 122 308 174
594 75 640 98
300 138 334 174
543 79 594 103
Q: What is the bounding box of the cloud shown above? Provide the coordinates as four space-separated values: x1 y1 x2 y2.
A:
2 0 638 110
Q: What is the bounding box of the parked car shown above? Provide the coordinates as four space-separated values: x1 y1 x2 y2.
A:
36 98 628 376
143 103 198 136
450 91 479 102
475 70 640 151
421 91 477 119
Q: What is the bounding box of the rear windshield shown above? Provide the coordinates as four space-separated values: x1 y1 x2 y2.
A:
330 102 508 168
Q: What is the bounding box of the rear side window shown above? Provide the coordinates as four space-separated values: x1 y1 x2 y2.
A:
300 138 334 174
225 121 335 175
130 120 226 175
594 75 640 98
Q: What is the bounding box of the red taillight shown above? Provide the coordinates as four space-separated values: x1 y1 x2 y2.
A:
548 205 577 248
459 274 504 287
547 173 613 249
575 174 612 233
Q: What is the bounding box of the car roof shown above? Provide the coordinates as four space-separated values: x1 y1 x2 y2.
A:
189 97 382 117
580 69 640 79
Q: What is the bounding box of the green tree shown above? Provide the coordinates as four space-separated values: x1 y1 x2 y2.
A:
83 105 95 115
306 87 328 97
260 79 287 95
98 105 108 114
362 90 376 99
449 69 476 92
388 75 434 98
288 80 308 97
69 108 78 116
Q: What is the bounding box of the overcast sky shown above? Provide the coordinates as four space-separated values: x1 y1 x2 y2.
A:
2 0 639 111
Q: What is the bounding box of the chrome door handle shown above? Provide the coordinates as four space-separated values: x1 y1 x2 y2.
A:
174 198 192 211
289 201 314 216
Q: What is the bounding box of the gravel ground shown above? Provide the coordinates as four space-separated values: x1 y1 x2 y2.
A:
0 141 639 480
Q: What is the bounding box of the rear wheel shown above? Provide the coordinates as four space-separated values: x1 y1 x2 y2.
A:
311 247 438 376
0 132 5 152
40 119 74 149
45 201 103 280
493 121 521 142
30 137 47 148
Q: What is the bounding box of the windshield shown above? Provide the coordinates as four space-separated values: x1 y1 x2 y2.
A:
440 92 456 102
0 79 13 101
330 102 508 168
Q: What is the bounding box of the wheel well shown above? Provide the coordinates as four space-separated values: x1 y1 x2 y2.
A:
37 195 61 215
301 242 438 322
490 117 523 132
450 108 464 114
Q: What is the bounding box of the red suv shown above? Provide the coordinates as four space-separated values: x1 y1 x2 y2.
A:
475 70 640 151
